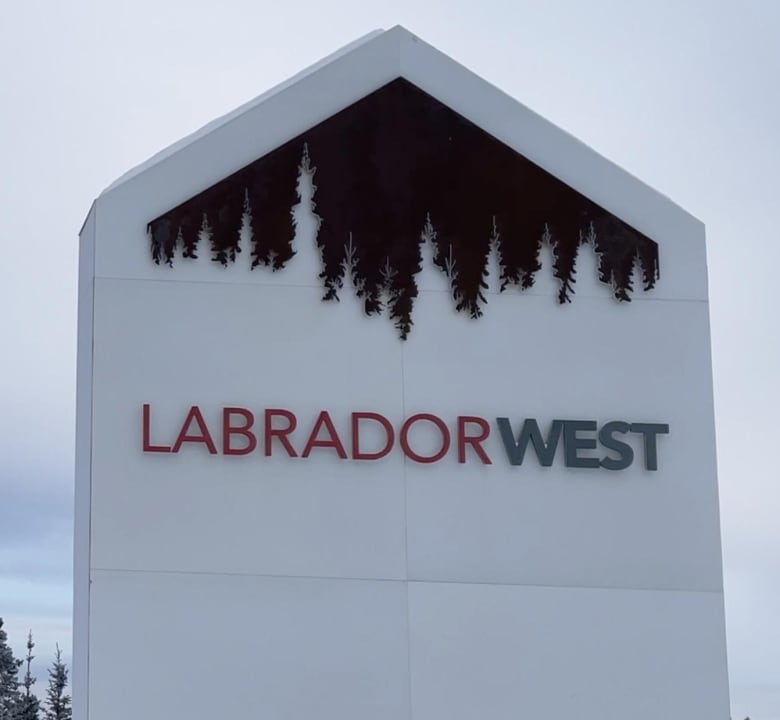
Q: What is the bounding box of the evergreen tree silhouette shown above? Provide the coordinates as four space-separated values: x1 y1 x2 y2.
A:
149 78 660 337
0 618 22 720
43 647 70 720
18 632 39 720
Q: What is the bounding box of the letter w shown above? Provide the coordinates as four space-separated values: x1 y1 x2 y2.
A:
496 418 563 467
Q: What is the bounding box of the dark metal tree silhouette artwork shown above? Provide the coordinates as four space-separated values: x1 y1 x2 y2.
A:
148 79 659 339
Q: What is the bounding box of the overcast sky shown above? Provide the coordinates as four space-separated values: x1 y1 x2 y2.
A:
0 0 778 717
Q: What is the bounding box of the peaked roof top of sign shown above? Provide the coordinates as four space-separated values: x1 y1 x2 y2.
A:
95 25 700 230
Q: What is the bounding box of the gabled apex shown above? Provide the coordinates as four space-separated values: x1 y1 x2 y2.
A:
86 25 710 328
97 24 698 233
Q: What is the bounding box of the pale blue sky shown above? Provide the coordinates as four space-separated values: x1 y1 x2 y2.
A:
1 1 778 717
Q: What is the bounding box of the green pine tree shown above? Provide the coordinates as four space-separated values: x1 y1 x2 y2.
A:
18 632 39 720
43 647 70 720
0 618 22 720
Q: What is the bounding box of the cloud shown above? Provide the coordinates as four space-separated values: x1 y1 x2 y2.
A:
0 465 73 667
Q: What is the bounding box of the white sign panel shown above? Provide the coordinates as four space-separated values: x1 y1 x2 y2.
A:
75 26 729 720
